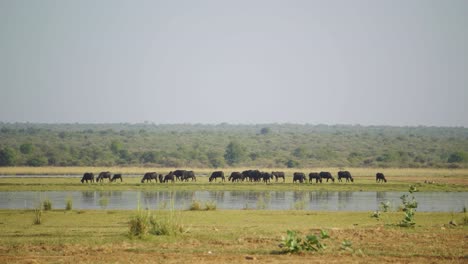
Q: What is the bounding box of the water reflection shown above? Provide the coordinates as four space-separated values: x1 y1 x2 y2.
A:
0 190 466 212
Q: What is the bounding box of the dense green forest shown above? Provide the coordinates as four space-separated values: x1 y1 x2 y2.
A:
0 123 467 168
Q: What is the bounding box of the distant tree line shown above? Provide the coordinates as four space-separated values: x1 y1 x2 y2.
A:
0 123 467 168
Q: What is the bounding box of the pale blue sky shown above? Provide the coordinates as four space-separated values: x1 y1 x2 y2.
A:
1 0 467 126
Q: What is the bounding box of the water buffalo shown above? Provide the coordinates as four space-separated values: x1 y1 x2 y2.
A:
308 172 322 183
182 170 196 181
319 171 335 182
209 171 225 182
376 172 387 183
272 171 285 182
262 172 273 183
228 172 243 182
81 172 94 183
338 171 354 182
242 170 262 182
293 172 306 183
96 171 112 182
111 174 123 182
141 172 158 183
173 170 187 181
163 171 175 183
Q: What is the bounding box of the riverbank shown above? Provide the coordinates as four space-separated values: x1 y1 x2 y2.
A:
0 210 466 263
0 168 467 192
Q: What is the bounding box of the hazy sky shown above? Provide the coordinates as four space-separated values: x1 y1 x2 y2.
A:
1 0 467 126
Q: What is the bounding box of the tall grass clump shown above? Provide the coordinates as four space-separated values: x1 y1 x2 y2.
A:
189 200 202 211
204 201 217 211
150 199 186 236
33 207 43 225
42 199 52 211
462 205 468 225
129 208 151 238
65 197 73 211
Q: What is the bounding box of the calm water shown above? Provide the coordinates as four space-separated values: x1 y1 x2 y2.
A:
0 190 466 212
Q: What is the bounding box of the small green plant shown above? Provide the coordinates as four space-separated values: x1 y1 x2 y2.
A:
370 210 381 220
204 201 217 211
340 240 354 252
65 197 73 211
379 201 391 212
33 207 42 225
398 187 418 227
42 199 52 211
279 229 329 253
189 200 202 211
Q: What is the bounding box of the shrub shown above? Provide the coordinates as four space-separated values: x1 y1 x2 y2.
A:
129 209 150 238
43 199 52 211
204 201 217 211
189 200 202 211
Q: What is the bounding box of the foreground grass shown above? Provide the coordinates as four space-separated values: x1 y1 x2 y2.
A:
0 209 466 263
0 167 467 192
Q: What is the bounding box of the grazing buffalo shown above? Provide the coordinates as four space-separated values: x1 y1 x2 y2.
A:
182 171 196 181
111 174 123 182
141 172 158 183
228 172 243 182
308 172 322 183
376 172 387 183
173 170 187 181
272 171 285 182
262 172 273 183
209 171 225 182
81 172 94 183
293 172 306 183
338 171 354 182
242 170 262 182
319 171 335 182
163 171 175 183
96 171 112 182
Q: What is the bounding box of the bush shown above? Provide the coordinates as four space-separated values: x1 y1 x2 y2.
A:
43 199 52 211
189 200 203 211
129 209 150 238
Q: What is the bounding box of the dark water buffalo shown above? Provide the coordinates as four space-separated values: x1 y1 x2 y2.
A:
262 172 273 183
319 171 335 182
242 170 262 182
293 172 306 183
338 171 354 182
182 170 196 181
111 174 123 182
272 171 285 182
376 172 387 183
228 172 243 182
96 171 112 182
308 172 322 183
209 171 225 182
141 172 158 183
173 170 188 181
81 172 94 183
164 171 175 183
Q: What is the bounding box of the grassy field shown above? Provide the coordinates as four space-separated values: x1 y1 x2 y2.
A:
0 167 466 192
0 209 466 263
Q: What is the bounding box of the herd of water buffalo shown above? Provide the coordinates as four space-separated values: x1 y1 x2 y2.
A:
80 170 388 183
